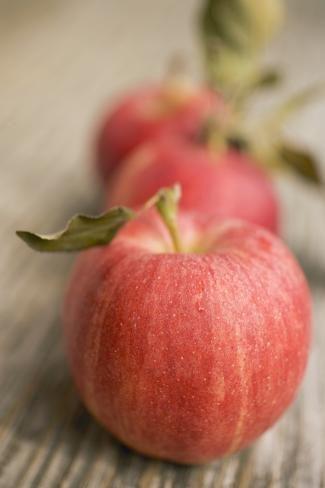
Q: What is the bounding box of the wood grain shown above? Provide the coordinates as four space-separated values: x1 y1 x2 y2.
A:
0 0 325 486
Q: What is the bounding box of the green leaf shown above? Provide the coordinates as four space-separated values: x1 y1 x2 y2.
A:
199 0 284 98
278 143 322 185
200 0 249 53
253 68 282 90
16 207 135 252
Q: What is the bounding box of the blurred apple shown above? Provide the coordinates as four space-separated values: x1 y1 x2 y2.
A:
107 136 279 233
96 81 223 180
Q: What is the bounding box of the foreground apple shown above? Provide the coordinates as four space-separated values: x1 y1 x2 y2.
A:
17 187 311 464
96 81 223 180
107 136 279 233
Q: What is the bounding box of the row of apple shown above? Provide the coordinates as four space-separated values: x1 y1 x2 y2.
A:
17 0 316 463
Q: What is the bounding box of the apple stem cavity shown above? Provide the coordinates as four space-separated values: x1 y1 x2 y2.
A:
16 185 184 254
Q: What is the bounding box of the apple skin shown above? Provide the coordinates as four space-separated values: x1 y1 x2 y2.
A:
96 83 222 180
64 211 311 464
107 137 279 233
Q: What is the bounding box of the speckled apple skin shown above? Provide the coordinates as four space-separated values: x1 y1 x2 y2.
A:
107 137 279 234
96 84 221 180
64 213 311 464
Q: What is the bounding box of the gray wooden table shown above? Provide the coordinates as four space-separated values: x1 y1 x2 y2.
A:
1 0 325 486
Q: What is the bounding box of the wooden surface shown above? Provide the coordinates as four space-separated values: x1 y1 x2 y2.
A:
1 0 325 486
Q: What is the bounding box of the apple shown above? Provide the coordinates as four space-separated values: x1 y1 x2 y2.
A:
107 136 279 233
96 81 223 180
63 211 310 463
17 187 311 464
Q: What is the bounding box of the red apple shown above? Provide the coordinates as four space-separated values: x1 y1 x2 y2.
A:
96 81 222 180
107 136 279 233
63 209 310 464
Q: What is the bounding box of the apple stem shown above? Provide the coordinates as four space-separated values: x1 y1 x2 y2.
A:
153 185 184 253
198 117 228 154
167 220 183 254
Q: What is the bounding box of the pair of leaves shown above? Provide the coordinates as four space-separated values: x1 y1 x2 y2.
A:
17 186 182 253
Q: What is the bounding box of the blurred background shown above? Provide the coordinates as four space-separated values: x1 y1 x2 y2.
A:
1 0 325 486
